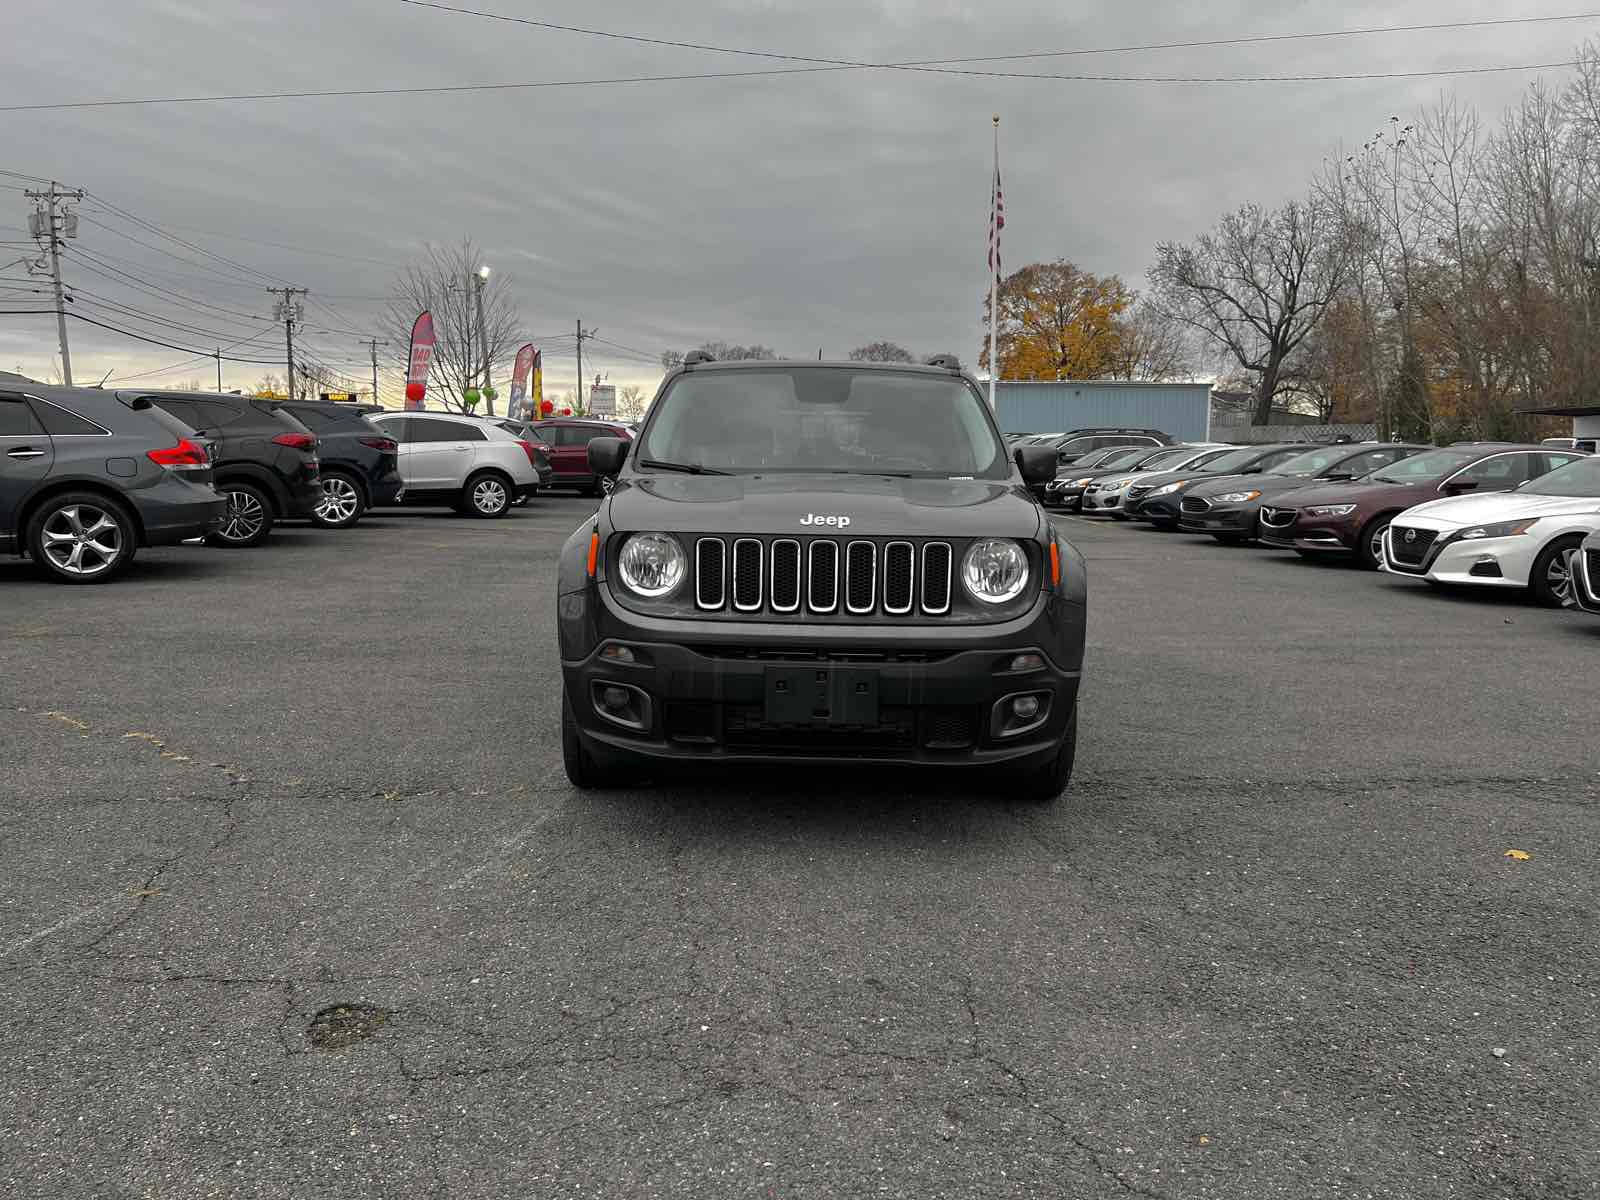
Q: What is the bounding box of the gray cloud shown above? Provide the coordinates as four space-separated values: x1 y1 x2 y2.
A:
0 0 1586 393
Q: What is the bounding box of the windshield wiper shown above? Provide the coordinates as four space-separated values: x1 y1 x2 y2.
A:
638 459 730 476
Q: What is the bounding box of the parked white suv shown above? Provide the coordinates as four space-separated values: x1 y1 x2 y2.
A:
1379 452 1600 606
366 410 542 518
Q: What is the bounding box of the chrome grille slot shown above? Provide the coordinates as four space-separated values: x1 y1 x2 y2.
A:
769 539 801 612
807 539 839 613
695 537 726 610
845 541 876 613
921 542 952 614
732 538 762 610
883 541 914 614
1260 507 1296 529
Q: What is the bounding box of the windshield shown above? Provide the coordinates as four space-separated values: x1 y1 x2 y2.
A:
1519 454 1600 497
1268 447 1350 476
636 367 1008 478
1073 447 1124 468
1195 447 1269 473
1133 448 1192 471
1090 446 1150 469
1369 448 1480 483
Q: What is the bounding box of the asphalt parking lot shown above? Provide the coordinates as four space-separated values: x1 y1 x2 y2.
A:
4 498 1598 1199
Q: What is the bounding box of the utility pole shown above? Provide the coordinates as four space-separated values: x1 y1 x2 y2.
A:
360 337 389 405
575 320 598 412
214 347 222 392
267 287 307 397
472 265 493 414
24 182 84 386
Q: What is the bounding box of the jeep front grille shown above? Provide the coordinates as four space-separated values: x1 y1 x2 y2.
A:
686 536 964 620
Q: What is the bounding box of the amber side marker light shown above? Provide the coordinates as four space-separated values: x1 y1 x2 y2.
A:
586 531 600 577
1049 541 1061 587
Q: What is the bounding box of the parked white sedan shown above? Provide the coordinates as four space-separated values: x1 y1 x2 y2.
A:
1379 453 1600 606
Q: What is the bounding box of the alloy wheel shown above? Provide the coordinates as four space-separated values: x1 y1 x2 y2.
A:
315 477 360 524
218 489 267 543
1369 524 1387 564
473 478 508 514
1548 551 1573 606
40 504 123 578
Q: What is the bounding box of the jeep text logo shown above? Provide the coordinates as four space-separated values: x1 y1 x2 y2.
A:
799 513 851 528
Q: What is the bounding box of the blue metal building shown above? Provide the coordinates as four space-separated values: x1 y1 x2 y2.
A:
994 381 1212 442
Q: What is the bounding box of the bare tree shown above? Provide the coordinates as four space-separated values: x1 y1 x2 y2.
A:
1104 301 1193 381
660 342 779 370
382 239 521 414
1149 199 1348 425
848 341 916 363
617 384 651 419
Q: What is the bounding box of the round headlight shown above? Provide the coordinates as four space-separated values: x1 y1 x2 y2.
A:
617 532 687 597
961 539 1029 604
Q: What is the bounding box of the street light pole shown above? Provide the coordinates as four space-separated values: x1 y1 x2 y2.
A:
474 265 493 415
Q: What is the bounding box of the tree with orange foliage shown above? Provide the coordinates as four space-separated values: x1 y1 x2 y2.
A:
979 260 1135 381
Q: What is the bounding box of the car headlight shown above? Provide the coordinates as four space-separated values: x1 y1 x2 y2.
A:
1149 480 1188 497
616 532 687 596
1213 490 1262 503
1304 504 1357 517
1071 476 1095 486
961 539 1030 604
1107 477 1134 490
1461 518 1539 540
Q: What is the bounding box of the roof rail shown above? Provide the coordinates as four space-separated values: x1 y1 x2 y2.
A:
924 354 962 372
683 349 716 366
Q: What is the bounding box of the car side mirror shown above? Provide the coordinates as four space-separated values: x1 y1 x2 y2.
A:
587 436 628 476
1441 480 1479 495
1015 445 1056 485
1323 470 1354 480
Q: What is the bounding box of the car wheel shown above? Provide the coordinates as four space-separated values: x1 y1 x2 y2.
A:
1357 515 1392 570
1530 536 1584 607
26 492 137 584
561 687 635 789
310 471 365 529
206 482 274 548
1006 703 1078 803
463 471 511 518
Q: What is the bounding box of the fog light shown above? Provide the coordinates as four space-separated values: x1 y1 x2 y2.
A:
1012 695 1040 720
602 686 629 711
600 644 636 664
1009 653 1044 672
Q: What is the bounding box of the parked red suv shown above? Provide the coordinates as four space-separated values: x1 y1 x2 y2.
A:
1258 444 1586 568
529 418 633 496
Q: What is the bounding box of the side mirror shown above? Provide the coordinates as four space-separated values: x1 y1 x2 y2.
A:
1441 480 1479 495
587 436 628 476
1015 445 1056 485
1322 470 1354 481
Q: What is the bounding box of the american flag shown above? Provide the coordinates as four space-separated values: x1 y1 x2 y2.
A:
987 158 1004 277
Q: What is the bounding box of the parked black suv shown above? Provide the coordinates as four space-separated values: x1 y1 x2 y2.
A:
271 399 403 528
558 357 1087 801
1044 427 1175 466
136 392 321 547
1 384 224 583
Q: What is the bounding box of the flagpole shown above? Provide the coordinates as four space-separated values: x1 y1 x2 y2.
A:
988 114 1000 411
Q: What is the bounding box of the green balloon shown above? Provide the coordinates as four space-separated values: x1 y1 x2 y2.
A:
483 386 498 401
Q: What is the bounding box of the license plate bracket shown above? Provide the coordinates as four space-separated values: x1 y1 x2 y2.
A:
764 666 879 726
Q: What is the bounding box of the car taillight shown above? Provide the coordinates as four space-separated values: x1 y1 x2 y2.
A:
146 437 209 469
516 439 541 466
272 432 317 452
359 436 399 453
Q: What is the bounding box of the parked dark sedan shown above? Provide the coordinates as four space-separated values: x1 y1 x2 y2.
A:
1258 444 1585 568
1121 444 1307 526
272 399 404 528
1039 444 1154 508
138 391 322 547
1176 442 1427 543
1 384 224 583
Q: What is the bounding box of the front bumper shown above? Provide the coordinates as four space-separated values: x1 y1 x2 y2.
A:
562 591 1083 769
1131 495 1183 523
1572 545 1600 613
1042 482 1085 509
1080 489 1127 515
1258 520 1357 553
1177 503 1258 535
1379 527 1533 589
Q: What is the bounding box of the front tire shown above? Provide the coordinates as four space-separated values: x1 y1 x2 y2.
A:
1007 703 1078 803
26 492 137 584
462 471 511 518
206 481 274 548
1356 515 1392 570
561 687 635 789
310 471 365 529
1530 536 1584 607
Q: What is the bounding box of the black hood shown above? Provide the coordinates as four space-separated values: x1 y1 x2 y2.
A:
1186 471 1335 501
607 474 1042 539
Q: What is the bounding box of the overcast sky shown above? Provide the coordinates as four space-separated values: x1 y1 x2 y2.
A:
0 0 1592 400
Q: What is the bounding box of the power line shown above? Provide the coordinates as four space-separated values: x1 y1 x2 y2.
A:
2 55 1586 113
400 1 1600 70
0 308 289 362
